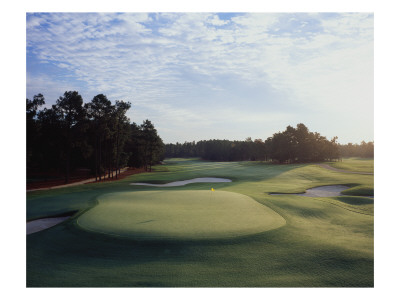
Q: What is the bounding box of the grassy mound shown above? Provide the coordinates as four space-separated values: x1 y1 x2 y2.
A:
327 158 374 173
341 185 374 196
77 190 286 240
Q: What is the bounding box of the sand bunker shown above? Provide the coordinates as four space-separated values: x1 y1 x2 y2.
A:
27 216 71 235
270 185 349 197
130 177 232 187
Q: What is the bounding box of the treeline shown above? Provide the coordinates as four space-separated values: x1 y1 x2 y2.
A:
338 141 374 158
166 123 354 163
27 92 164 183
165 138 268 161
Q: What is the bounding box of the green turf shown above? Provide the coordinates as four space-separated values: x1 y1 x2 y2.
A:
326 157 374 173
27 158 373 287
77 190 285 240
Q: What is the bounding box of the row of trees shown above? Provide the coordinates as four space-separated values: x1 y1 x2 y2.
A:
27 91 164 183
338 141 374 158
165 123 368 163
164 139 266 161
197 138 268 161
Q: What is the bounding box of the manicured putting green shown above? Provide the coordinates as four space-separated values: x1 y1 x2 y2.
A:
77 190 286 240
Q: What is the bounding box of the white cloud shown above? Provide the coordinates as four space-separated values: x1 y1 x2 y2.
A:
207 15 229 26
26 12 374 143
26 15 44 29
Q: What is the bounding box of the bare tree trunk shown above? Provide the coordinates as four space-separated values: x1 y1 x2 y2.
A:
104 145 106 180
115 127 120 179
108 157 111 178
65 150 70 184
95 136 98 181
99 139 101 181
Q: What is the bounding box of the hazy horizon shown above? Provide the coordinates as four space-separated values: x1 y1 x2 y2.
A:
26 12 374 144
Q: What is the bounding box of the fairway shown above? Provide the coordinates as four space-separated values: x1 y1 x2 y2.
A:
77 190 286 240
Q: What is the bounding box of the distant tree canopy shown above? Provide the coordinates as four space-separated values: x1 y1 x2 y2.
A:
267 123 340 163
165 123 372 163
338 141 374 158
27 92 164 183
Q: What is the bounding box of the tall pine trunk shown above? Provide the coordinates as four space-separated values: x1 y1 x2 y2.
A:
65 146 70 184
95 135 98 181
98 137 102 181
115 124 120 179
65 127 71 184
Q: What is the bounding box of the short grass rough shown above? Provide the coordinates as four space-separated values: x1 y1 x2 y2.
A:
27 158 373 287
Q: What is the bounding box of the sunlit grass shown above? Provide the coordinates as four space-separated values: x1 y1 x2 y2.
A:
27 158 374 287
77 190 285 240
327 157 374 173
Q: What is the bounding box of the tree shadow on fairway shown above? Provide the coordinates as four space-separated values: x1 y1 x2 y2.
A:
28 220 272 287
333 196 374 206
27 220 373 287
29 213 288 264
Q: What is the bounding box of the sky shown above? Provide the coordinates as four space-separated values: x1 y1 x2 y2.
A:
26 12 374 144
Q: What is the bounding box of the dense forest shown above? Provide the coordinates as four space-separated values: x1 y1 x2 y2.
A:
27 92 164 183
165 123 374 163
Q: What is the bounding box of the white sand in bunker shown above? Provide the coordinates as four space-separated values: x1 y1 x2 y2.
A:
77 190 286 240
130 177 232 187
27 216 71 235
270 185 350 197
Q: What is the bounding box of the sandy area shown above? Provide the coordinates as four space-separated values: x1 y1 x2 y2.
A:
130 177 232 187
27 216 71 235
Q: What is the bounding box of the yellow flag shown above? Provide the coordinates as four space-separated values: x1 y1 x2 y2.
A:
211 188 215 192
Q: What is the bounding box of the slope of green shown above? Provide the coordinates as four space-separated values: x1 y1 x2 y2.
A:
327 157 374 173
27 158 373 287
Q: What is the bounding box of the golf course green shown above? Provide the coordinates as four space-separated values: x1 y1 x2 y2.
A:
77 190 285 240
26 158 374 287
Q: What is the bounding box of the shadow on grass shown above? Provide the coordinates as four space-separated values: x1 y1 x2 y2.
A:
341 186 374 197
27 220 373 287
333 196 374 206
